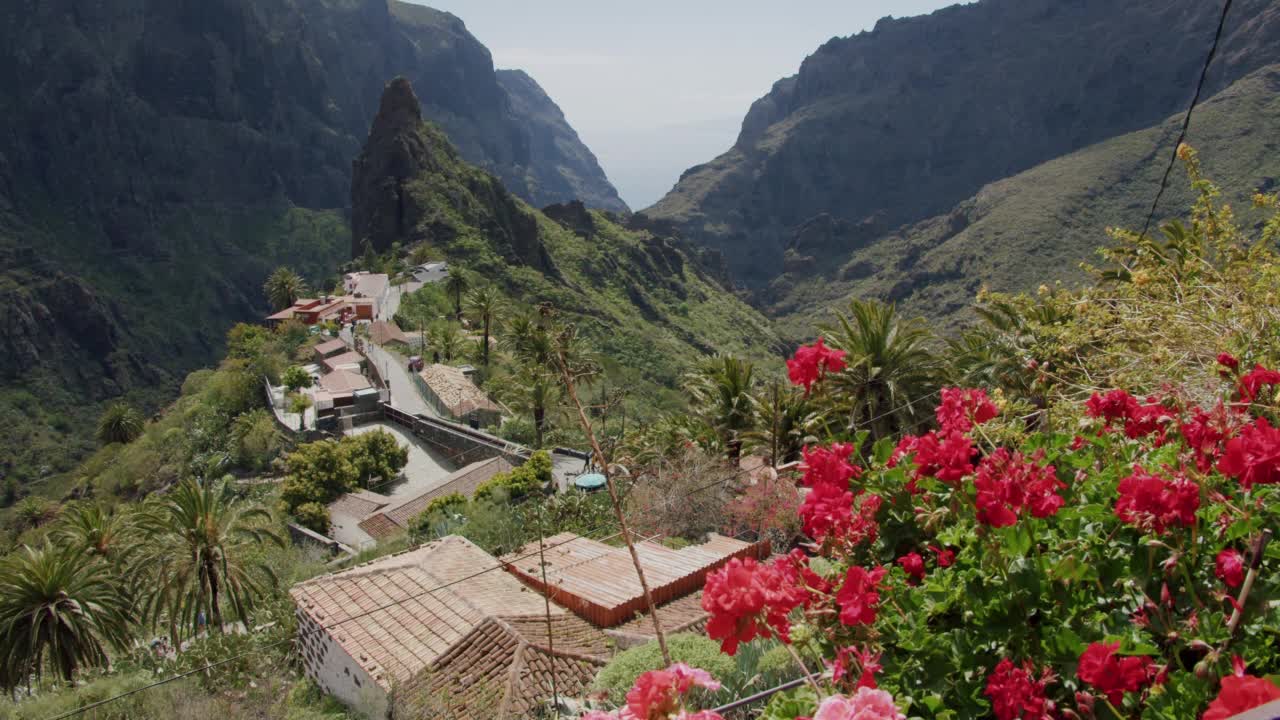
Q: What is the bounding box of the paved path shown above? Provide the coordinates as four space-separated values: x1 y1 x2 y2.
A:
361 337 438 418
347 421 454 501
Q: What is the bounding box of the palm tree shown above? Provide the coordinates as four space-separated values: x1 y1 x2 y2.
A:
133 479 283 643
746 380 816 466
684 355 757 460
96 402 144 445
429 321 464 362
54 504 136 565
825 299 941 441
506 362 559 449
465 285 501 366
0 542 133 691
503 311 555 367
444 267 470 319
263 267 307 311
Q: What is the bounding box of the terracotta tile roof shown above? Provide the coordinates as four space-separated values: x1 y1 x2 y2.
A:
314 338 347 357
368 320 410 346
418 364 502 417
609 592 710 642
356 457 514 540
318 369 372 395
503 533 769 627
290 536 554 690
391 614 609 720
328 490 390 520
322 351 365 372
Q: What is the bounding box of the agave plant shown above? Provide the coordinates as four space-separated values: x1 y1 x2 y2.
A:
95 402 144 445
133 479 283 643
0 542 134 691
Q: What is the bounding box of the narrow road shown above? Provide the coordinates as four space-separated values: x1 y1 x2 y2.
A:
362 339 437 418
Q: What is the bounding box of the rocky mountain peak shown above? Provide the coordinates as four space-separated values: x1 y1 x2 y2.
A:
370 76 424 141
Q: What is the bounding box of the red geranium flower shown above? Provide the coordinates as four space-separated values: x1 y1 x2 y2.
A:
702 557 803 655
973 448 1064 527
1218 417 1280 489
1215 549 1245 589
896 552 925 584
1076 642 1156 706
1217 353 1240 372
912 430 978 486
1180 405 1229 473
1237 364 1280 404
929 545 956 567
1113 467 1200 534
801 443 861 490
1124 399 1175 443
787 337 847 394
1202 674 1280 720
935 387 999 433
984 659 1055 720
1086 389 1139 428
836 565 887 626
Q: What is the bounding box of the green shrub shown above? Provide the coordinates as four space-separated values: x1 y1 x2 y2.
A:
593 634 736 707
475 450 552 501
282 366 313 392
293 502 330 535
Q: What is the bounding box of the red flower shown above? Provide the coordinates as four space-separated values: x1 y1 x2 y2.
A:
831 646 883 689
1218 417 1280 489
984 659 1054 720
799 483 882 546
787 337 847 394
1124 400 1175 442
912 430 978 486
1070 435 1086 451
801 443 861 490
702 557 803 655
776 550 832 610
1237 364 1280 404
1113 467 1200 534
973 448 1065 527
836 565 887 626
1086 389 1139 428
1076 642 1155 706
1215 549 1245 589
896 552 925 584
929 545 956 567
1202 674 1280 720
936 387 999 433
1180 405 1229 473
1218 353 1240 372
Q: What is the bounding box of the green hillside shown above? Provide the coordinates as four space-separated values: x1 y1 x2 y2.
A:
767 64 1280 339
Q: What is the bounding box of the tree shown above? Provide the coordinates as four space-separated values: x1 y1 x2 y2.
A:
826 299 941 441
96 402 144 445
54 504 135 565
474 450 552 500
465 285 501 366
428 321 463 362
746 380 816 466
134 479 282 642
281 366 313 392
504 361 558 449
292 502 330 535
288 393 313 431
344 430 408 489
443 267 470 319
280 439 357 513
684 355 757 460
14 497 60 531
263 267 307 311
0 542 133 691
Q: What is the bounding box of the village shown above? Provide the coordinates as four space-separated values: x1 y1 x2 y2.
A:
256 261 777 718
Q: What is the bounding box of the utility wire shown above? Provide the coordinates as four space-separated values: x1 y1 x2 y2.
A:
1138 0 1234 240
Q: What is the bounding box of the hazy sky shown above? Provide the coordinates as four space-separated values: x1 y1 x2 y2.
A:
416 1 965 209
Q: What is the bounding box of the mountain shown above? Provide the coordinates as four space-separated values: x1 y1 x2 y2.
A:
768 64 1280 338
0 0 622 483
353 77 780 393
645 0 1280 288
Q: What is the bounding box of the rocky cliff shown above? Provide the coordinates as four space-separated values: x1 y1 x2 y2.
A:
0 0 622 481
353 78 780 391
646 0 1280 287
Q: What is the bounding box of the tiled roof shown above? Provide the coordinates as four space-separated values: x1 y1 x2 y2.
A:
328 490 390 520
368 320 410 346
356 457 514 540
314 338 347 357
609 591 710 642
503 533 768 627
418 364 502 417
318 369 372 395
290 536 554 690
322 351 365 372
391 614 609 720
